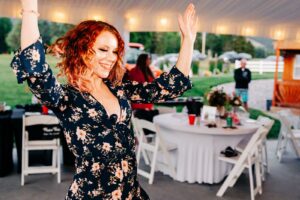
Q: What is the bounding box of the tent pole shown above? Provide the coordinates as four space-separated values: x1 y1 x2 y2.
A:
272 41 280 107
201 32 206 54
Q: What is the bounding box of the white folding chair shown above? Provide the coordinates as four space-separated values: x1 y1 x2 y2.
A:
133 117 176 184
236 116 274 180
21 113 61 185
256 116 274 179
276 113 300 162
217 127 268 200
131 117 153 166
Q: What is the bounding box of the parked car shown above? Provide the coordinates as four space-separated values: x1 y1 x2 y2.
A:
219 51 239 63
238 53 252 60
128 42 144 50
193 50 207 61
264 55 284 62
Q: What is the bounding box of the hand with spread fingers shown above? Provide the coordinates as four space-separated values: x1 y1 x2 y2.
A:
178 3 198 44
176 3 198 76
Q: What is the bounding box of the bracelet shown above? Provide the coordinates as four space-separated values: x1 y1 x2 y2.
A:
20 9 40 17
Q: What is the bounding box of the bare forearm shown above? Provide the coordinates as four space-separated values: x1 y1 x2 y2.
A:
21 0 39 50
176 39 194 76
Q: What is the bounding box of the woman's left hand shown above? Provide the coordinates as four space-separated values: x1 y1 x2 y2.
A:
178 3 198 43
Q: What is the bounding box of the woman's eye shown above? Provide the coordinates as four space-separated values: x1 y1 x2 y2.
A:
113 51 118 55
99 48 107 52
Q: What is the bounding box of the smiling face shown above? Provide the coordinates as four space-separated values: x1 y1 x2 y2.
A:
90 31 119 79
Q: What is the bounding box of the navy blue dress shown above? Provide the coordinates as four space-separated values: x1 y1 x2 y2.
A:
11 38 192 200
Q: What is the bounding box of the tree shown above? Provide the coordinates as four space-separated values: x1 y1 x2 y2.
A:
255 47 266 58
50 22 74 44
130 32 180 54
6 20 21 51
206 33 223 56
194 32 202 52
0 17 12 53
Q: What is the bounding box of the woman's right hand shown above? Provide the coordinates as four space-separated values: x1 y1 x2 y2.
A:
20 0 37 10
20 0 39 50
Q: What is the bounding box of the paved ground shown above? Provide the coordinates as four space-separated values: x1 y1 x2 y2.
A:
0 140 299 200
218 79 274 111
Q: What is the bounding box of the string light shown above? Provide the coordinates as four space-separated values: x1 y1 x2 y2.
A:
53 11 66 23
242 27 255 36
159 18 168 26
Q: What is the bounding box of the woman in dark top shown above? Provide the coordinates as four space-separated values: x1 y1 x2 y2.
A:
13 0 197 199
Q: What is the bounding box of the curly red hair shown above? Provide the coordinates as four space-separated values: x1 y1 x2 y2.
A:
49 20 125 92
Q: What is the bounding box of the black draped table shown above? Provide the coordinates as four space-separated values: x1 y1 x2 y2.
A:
0 110 13 177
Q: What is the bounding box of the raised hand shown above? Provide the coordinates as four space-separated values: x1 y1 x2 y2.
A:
177 3 198 44
20 0 39 50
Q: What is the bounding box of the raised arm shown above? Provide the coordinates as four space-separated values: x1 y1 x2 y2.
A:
176 3 198 76
10 0 69 111
20 0 40 50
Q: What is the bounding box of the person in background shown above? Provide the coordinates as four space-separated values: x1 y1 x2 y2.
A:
12 0 197 199
124 54 158 134
234 58 251 111
125 53 155 111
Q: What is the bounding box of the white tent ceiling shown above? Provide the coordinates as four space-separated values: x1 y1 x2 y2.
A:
1 0 300 40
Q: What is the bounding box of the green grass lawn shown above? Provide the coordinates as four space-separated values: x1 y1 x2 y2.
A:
0 54 281 138
0 54 60 106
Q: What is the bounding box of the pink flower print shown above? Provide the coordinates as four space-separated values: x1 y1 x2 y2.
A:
76 127 86 140
88 108 98 118
117 90 124 97
102 142 112 152
115 167 123 181
31 49 40 62
111 188 122 200
161 89 169 95
92 162 100 172
131 94 140 100
65 132 71 144
70 181 79 194
121 160 129 173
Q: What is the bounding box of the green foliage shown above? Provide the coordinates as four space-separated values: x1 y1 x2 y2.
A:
5 20 21 51
194 32 202 51
217 60 223 72
0 18 12 53
209 61 216 72
255 47 267 58
249 108 281 139
5 19 74 51
130 32 180 54
0 54 60 106
191 61 199 75
49 22 74 44
205 34 255 57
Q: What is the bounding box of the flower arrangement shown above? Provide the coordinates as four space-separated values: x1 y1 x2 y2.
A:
229 95 242 107
206 88 228 107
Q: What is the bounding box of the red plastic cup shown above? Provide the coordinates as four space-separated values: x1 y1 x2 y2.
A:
188 114 196 125
42 105 48 115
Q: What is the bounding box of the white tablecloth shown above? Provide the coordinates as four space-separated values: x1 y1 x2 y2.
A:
153 113 260 184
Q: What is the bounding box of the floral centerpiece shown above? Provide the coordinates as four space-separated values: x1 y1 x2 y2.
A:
206 88 228 117
229 95 242 107
229 94 243 113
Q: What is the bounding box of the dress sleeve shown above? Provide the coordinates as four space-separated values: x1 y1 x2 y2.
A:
10 38 67 108
123 66 192 103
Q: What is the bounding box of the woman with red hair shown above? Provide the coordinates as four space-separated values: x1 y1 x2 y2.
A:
12 0 197 199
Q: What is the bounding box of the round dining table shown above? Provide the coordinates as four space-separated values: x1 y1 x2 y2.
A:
153 113 260 184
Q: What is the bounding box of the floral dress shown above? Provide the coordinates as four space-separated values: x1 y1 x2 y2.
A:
11 38 192 200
